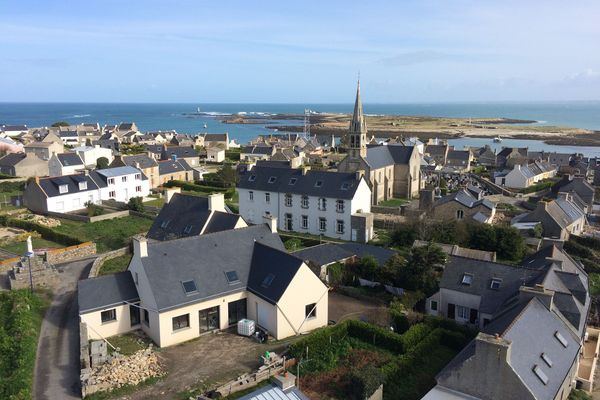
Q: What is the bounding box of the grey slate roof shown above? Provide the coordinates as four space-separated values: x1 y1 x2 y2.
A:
551 176 594 206
140 225 287 311
204 133 228 141
38 174 100 198
238 166 363 200
0 152 26 167
434 189 495 210
242 145 274 155
96 165 141 178
147 193 242 240
161 146 198 160
158 159 192 175
78 271 139 313
122 154 158 169
364 144 415 169
293 243 396 267
57 153 84 166
447 150 470 161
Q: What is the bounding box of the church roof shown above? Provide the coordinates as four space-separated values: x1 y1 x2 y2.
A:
349 80 367 134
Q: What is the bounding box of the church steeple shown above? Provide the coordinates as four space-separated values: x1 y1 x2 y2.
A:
348 79 367 158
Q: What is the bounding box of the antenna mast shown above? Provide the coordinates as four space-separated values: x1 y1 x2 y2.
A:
303 108 311 139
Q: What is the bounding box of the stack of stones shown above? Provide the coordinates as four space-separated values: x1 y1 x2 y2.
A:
81 346 164 396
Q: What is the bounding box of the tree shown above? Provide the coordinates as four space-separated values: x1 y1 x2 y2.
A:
467 223 497 252
378 253 404 285
96 157 109 169
348 365 384 400
127 196 145 212
51 121 70 127
398 244 446 296
284 238 302 251
356 255 379 281
216 164 237 188
391 225 417 247
494 225 526 261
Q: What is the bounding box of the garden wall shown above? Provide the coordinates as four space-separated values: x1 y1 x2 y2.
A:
88 246 131 278
46 210 133 223
45 241 97 264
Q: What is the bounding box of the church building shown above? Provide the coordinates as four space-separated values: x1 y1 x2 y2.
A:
338 81 423 204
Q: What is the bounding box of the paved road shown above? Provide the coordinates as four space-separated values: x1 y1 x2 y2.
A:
33 258 94 400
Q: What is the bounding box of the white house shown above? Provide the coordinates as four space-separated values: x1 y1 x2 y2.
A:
23 166 150 213
48 152 85 176
495 161 557 189
77 224 329 348
1 124 28 138
238 166 373 242
73 145 114 167
206 146 225 162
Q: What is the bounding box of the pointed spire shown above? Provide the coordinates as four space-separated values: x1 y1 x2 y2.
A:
350 78 367 134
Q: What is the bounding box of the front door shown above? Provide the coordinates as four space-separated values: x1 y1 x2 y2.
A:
228 299 247 326
199 306 220 334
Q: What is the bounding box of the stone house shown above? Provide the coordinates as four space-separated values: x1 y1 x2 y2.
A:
110 154 160 189
240 145 275 162
78 224 329 347
24 141 64 161
204 133 229 150
431 186 496 223
157 159 193 185
0 152 49 177
496 147 528 169
446 150 473 172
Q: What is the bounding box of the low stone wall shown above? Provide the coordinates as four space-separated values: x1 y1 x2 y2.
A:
372 205 404 215
88 246 130 278
45 241 97 264
46 209 132 223
80 322 90 370
0 256 22 272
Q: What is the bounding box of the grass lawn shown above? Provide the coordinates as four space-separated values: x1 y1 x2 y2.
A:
52 216 153 253
107 332 153 356
144 197 165 208
98 254 132 276
378 198 409 207
589 273 600 296
0 290 50 399
0 237 63 255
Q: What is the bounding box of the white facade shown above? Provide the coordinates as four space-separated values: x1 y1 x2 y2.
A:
74 145 114 167
48 154 83 177
98 170 150 202
238 178 372 241
206 147 225 162
47 186 101 213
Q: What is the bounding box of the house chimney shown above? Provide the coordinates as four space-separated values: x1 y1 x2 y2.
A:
301 166 311 176
208 193 225 212
164 187 181 203
475 332 512 364
264 215 277 233
34 176 40 184
519 285 554 310
133 235 148 258
515 164 520 170
557 192 570 202
355 169 365 180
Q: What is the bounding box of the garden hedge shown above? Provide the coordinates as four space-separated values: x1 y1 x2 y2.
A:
0 215 82 246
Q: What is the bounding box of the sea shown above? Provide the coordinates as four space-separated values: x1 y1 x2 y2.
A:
2 101 600 156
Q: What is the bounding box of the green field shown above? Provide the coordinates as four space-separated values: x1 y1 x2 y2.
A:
0 237 63 255
98 254 133 276
52 216 153 252
0 290 49 399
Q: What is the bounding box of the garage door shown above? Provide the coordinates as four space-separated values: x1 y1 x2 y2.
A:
256 301 269 330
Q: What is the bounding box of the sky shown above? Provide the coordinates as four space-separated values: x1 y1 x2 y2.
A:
1 0 600 103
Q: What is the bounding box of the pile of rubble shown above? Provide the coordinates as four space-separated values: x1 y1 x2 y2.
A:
81 347 164 396
15 213 61 227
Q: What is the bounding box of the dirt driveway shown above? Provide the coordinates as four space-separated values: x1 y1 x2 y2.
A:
328 292 389 326
120 330 291 400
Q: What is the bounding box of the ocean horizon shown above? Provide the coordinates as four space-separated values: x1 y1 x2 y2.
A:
2 101 600 156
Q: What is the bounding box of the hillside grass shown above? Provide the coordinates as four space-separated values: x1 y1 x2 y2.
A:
98 254 133 276
0 290 49 400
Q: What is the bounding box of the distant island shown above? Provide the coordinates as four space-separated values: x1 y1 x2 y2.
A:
218 113 600 146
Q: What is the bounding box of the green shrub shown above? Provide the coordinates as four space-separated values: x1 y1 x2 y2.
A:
348 364 384 400
163 180 231 197
127 196 145 212
284 238 302 251
346 320 404 353
399 323 431 350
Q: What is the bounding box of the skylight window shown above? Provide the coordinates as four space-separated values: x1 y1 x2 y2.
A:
248 175 256 182
289 178 297 185
314 180 323 188
161 219 171 229
532 365 548 385
490 278 502 290
181 280 198 295
262 273 275 288
554 331 568 348
461 273 473 286
341 182 350 190
183 225 193 234
268 176 277 183
225 271 240 284
541 353 553 368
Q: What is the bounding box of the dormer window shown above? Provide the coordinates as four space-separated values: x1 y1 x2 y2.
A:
78 181 87 191
59 184 68 194
248 175 256 182
289 178 297 185
268 176 277 184
341 182 350 190
461 273 473 286
490 278 502 290
314 180 323 188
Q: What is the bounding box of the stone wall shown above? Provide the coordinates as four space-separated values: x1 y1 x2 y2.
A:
46 209 132 223
9 257 61 290
88 246 130 278
45 242 97 264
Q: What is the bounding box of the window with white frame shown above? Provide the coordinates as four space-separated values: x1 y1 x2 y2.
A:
172 313 190 331
285 193 292 207
249 191 254 201
108 178 115 185
58 184 68 194
101 308 117 323
456 209 464 220
284 213 293 230
135 173 141 180
336 199 344 213
319 217 326 231
265 192 270 204
301 195 309 208
430 300 438 311
136 186 142 192
456 305 469 320
336 220 344 234
109 191 116 198
318 197 327 211
301 215 308 229
122 176 127 182
78 181 87 191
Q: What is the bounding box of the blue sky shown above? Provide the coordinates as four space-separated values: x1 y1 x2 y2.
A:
1 0 599 102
